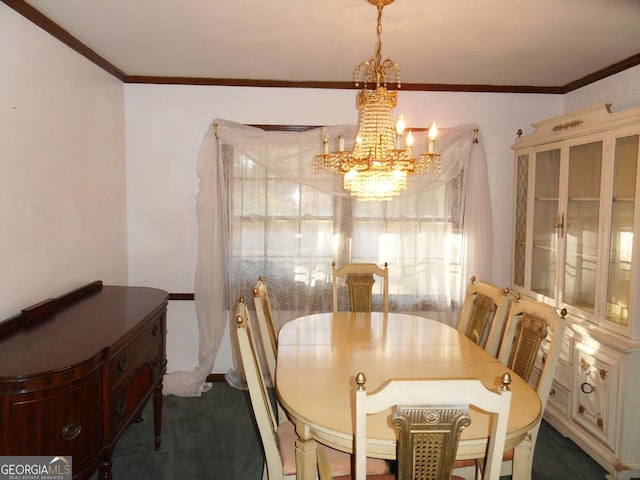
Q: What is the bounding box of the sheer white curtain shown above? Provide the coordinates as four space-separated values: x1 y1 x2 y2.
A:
163 119 492 396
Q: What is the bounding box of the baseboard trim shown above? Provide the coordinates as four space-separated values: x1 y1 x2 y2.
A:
207 373 226 383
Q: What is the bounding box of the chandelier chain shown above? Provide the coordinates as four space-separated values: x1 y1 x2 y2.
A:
374 5 383 87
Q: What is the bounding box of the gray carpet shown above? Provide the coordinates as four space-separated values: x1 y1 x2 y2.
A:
106 381 610 479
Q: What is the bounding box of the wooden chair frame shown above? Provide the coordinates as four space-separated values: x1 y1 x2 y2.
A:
253 276 278 383
332 262 389 313
456 276 512 357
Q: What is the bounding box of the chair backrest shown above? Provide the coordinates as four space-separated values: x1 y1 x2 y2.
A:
234 296 284 479
253 276 278 383
497 295 567 448
332 262 389 313
456 276 513 357
354 372 512 480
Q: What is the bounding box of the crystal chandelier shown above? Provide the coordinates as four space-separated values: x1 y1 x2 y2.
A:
314 0 441 201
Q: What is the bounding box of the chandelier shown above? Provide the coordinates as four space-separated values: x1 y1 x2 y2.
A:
314 0 441 201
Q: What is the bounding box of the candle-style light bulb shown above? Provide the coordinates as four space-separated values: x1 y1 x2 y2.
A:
322 127 329 154
428 122 438 140
406 130 414 147
395 115 406 135
428 122 438 154
338 135 345 152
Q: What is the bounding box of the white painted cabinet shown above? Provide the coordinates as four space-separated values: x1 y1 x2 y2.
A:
511 104 640 480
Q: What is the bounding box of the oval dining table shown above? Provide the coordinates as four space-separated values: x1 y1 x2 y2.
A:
275 311 541 480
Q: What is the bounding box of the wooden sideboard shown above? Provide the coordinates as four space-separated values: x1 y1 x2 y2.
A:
0 281 168 480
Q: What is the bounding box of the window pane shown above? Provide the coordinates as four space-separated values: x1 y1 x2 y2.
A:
267 178 299 216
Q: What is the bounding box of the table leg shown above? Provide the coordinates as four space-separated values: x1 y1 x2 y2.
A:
512 435 533 480
294 422 318 480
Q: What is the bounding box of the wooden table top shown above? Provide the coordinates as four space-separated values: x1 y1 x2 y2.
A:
276 311 541 460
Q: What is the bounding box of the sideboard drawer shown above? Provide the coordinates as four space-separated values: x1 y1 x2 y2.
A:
109 313 164 387
110 338 164 437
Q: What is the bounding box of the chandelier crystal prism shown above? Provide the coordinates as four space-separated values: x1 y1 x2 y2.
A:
314 0 441 201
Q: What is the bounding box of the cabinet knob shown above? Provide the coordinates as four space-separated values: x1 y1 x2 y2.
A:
554 213 564 238
116 399 127 416
61 421 82 441
580 382 595 394
580 358 590 370
118 357 129 372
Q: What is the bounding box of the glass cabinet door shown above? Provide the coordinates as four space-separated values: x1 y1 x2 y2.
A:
531 148 560 299
606 134 639 327
563 141 603 313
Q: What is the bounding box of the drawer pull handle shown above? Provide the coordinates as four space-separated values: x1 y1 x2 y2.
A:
580 358 590 370
116 399 127 416
152 324 160 336
118 357 129 372
61 422 82 441
580 382 595 394
549 388 556 396
597 418 604 430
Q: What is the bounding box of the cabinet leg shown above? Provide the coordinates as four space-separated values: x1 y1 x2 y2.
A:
97 447 113 480
153 381 163 451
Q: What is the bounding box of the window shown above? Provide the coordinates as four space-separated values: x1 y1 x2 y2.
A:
227 149 465 318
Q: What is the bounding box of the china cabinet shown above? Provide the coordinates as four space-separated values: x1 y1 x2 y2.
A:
511 104 640 480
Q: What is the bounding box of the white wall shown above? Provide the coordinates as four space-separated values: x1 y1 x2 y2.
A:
123 84 563 373
0 4 128 319
7 0 640 377
565 65 640 113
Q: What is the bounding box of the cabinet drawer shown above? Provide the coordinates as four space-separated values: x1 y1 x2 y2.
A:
110 313 164 387
110 340 164 436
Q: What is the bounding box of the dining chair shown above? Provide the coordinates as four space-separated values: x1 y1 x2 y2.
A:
234 296 390 480
332 262 389 313
456 276 513 357
351 371 513 480
456 294 568 480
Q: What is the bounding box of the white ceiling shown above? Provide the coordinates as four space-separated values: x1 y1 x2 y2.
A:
14 0 640 89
